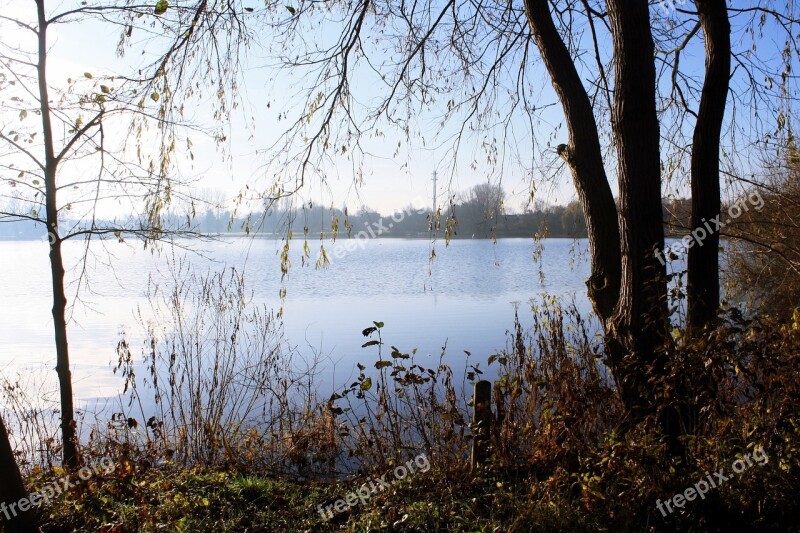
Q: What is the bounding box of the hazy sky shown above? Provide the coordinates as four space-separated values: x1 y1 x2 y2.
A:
0 1 588 220
1 1 791 221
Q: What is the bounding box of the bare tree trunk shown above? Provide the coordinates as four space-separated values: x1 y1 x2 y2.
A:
525 0 672 429
688 0 731 332
49 237 78 469
605 0 671 419
524 0 621 324
0 415 40 532
36 0 79 469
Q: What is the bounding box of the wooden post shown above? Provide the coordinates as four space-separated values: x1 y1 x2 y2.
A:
470 380 492 470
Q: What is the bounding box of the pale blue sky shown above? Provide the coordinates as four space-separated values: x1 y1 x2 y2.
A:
1 0 795 219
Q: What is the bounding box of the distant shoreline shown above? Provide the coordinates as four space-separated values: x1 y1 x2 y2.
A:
0 232 700 242
0 232 695 242
0 233 589 242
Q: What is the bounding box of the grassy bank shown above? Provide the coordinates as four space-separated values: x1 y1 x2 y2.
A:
31 448 799 532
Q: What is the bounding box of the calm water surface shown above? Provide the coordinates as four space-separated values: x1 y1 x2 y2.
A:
0 237 618 405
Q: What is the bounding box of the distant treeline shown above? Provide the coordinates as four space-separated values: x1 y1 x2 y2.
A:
181 183 695 240
0 185 695 240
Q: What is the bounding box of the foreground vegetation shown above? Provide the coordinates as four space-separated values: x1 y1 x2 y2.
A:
31 453 799 532
9 300 799 532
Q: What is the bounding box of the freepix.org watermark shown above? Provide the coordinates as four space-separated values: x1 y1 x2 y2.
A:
319 201 433 266
656 0 690 16
1 457 115 521
655 446 768 517
655 190 765 266
316 453 430 520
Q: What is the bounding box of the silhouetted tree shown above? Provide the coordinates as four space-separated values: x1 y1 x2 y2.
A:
0 415 38 532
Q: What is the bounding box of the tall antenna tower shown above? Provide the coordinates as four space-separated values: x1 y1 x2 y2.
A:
431 170 438 214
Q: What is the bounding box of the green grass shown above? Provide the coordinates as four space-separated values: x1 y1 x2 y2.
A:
30 456 800 532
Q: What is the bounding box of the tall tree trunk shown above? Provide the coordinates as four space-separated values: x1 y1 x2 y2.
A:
524 0 621 324
0 415 40 532
36 0 79 469
687 0 731 332
605 0 671 419
524 0 671 428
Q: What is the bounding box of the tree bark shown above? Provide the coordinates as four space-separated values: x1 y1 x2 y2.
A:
525 0 672 426
36 0 79 469
605 0 671 418
524 0 621 325
687 0 731 332
0 415 40 532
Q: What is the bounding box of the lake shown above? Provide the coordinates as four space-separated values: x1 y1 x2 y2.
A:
0 237 681 407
